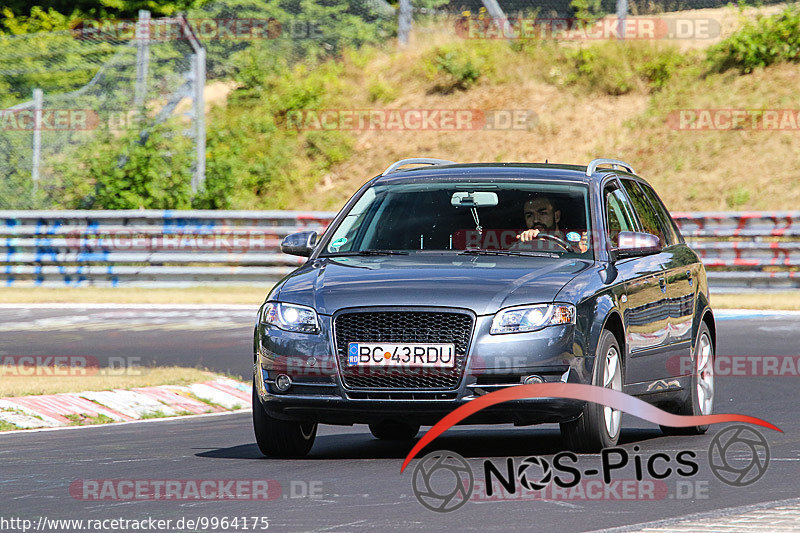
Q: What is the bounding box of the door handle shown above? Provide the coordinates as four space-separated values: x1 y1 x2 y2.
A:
659 277 667 293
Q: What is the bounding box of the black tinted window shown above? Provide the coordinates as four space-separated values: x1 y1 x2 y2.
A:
637 182 681 245
621 179 671 246
603 183 638 247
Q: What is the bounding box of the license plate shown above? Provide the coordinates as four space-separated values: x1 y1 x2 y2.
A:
347 343 456 367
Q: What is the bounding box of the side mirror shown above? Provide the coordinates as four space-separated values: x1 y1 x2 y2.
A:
611 231 661 260
281 231 317 257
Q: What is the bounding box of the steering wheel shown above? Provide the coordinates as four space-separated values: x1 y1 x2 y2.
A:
510 232 571 252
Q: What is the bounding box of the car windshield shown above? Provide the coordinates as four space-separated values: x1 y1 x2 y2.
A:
322 179 594 259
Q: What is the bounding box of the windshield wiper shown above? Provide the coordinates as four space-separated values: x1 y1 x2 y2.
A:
458 249 560 258
324 249 410 256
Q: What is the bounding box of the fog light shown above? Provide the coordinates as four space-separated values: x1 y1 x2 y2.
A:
275 374 292 392
523 375 544 385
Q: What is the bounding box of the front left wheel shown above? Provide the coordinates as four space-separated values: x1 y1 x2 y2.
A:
560 329 623 452
252 381 317 458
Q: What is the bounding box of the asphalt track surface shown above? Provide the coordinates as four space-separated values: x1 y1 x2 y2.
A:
1 306 799 532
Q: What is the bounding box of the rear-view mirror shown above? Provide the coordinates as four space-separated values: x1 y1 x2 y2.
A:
451 191 498 208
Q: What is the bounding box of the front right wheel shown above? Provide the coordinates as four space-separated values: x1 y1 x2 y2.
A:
560 329 623 452
252 380 317 458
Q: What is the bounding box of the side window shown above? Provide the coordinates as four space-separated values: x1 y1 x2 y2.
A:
327 188 378 252
621 179 670 246
637 182 681 245
604 183 638 247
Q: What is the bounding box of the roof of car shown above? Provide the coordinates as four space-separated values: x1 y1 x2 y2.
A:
373 162 639 185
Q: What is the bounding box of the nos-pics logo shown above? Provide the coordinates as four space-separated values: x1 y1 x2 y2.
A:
411 425 770 513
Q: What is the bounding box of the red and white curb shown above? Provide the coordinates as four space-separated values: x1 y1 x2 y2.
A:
0 376 251 430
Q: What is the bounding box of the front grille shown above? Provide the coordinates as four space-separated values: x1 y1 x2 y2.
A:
346 391 458 400
334 310 474 390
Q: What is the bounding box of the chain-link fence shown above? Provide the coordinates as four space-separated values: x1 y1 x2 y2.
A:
0 14 206 209
436 0 787 18
0 1 396 210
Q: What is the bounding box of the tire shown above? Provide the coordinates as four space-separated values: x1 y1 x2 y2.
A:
660 322 714 436
369 421 420 440
252 381 317 458
560 330 623 452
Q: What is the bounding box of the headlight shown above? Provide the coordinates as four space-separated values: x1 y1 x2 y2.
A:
490 304 575 334
260 302 320 334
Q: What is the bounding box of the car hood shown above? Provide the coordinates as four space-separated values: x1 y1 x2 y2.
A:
275 254 592 316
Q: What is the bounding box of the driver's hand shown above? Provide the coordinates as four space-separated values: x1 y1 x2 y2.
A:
517 229 540 242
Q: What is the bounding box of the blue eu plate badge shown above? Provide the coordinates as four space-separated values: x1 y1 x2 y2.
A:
348 343 359 365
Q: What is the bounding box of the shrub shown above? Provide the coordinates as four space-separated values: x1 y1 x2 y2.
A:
367 78 398 103
566 43 639 95
564 41 689 95
570 0 605 25
725 186 750 208
434 47 482 92
420 41 510 94
52 121 194 209
708 5 800 73
193 50 354 210
637 47 687 91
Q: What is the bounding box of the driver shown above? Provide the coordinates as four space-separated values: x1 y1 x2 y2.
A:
516 195 588 253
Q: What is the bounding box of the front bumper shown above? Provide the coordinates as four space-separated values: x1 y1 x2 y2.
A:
255 312 593 426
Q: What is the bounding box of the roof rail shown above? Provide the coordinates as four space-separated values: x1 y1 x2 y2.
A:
381 158 456 176
585 158 635 177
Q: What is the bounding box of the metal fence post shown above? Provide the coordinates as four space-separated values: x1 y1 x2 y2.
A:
31 88 42 193
616 0 628 40
481 0 510 35
398 0 412 47
192 48 206 193
134 10 151 107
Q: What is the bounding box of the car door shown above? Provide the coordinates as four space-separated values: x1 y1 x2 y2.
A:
619 178 685 381
636 180 697 357
602 179 669 385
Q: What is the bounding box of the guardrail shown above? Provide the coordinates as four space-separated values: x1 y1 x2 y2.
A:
672 211 800 291
1 210 798 290
0 210 335 287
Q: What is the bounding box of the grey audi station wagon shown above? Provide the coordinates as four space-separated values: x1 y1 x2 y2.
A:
252 158 716 456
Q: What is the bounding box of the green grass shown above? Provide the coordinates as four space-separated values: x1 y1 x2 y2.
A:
188 394 226 412
65 413 115 426
0 420 18 431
